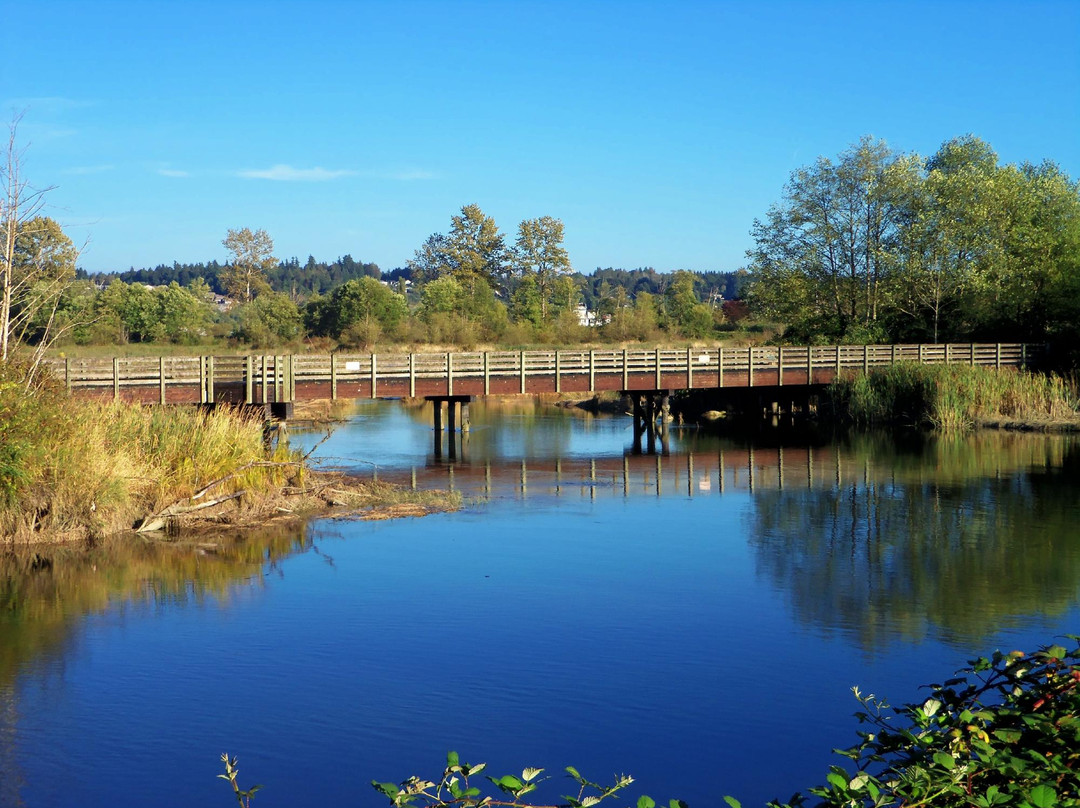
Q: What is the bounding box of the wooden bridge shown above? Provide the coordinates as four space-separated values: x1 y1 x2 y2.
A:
46 343 1036 406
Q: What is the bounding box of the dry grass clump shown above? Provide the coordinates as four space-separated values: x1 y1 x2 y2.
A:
1 361 290 541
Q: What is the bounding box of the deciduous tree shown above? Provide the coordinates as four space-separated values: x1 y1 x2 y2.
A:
513 216 572 318
222 227 275 303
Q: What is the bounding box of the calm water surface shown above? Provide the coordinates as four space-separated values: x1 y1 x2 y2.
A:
2 401 1079 808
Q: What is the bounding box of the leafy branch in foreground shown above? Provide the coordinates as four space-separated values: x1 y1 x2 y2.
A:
371 752 681 808
744 639 1080 808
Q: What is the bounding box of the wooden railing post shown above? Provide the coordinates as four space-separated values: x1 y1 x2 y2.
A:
655 347 662 389
919 344 925 364
686 346 693 388
807 346 813 384
371 353 378 399
835 345 842 377
555 350 562 393
484 351 491 395
65 357 72 394
748 347 754 387
245 355 253 403
160 356 166 405
777 346 784 387
207 355 215 403
446 352 452 396
863 344 869 374
588 350 595 391
113 357 120 402
970 343 976 366
718 347 724 387
622 348 629 390
409 353 416 397
996 343 1002 369
520 351 527 394
1022 343 1028 368
330 353 338 400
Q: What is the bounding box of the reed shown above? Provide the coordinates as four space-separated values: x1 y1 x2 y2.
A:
1 361 289 541
831 363 1079 430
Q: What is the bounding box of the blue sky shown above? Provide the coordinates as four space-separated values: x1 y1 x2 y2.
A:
5 0 1079 274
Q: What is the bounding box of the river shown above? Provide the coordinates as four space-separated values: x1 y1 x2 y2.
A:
2 400 1079 807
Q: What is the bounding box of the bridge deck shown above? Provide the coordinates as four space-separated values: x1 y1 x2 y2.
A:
44 343 1035 406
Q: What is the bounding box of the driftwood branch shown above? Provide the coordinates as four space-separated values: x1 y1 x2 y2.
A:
136 491 245 533
137 458 305 533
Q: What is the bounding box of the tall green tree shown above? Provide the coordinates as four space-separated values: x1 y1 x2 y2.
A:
304 277 408 339
513 216 572 318
747 137 917 342
892 136 1007 341
222 227 275 303
663 270 715 338
408 204 508 292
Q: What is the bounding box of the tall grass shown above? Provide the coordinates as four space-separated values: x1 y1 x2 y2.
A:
831 363 1079 430
1 361 290 541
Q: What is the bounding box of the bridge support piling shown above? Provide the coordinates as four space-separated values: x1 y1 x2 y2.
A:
426 395 473 462
432 399 443 460
631 394 644 455
645 395 657 455
659 392 670 455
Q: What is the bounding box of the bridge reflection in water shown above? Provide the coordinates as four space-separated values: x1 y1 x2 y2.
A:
362 436 1066 502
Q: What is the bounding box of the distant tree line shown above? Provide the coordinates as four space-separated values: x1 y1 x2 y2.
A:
42 215 748 350
86 252 382 298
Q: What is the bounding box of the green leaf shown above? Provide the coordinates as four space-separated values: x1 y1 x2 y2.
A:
826 772 848 790
372 781 400 799
522 767 544 783
669 800 689 808
638 797 657 808
1029 785 1057 808
468 763 487 777
566 766 582 781
993 728 1022 743
933 752 956 770
722 797 741 808
1046 645 1067 660
447 751 460 768
488 775 523 794
581 797 601 808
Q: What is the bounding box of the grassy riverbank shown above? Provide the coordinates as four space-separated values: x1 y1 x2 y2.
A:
830 363 1079 430
1 361 455 544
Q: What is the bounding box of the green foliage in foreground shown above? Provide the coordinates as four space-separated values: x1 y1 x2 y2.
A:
222 641 1080 807
830 364 1078 429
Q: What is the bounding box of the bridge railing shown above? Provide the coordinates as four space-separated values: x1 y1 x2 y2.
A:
43 342 1038 404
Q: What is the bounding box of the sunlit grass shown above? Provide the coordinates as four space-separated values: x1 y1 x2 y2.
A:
832 363 1079 429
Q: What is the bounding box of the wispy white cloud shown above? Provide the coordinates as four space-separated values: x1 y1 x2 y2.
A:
237 164 357 182
157 168 190 178
63 164 114 175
